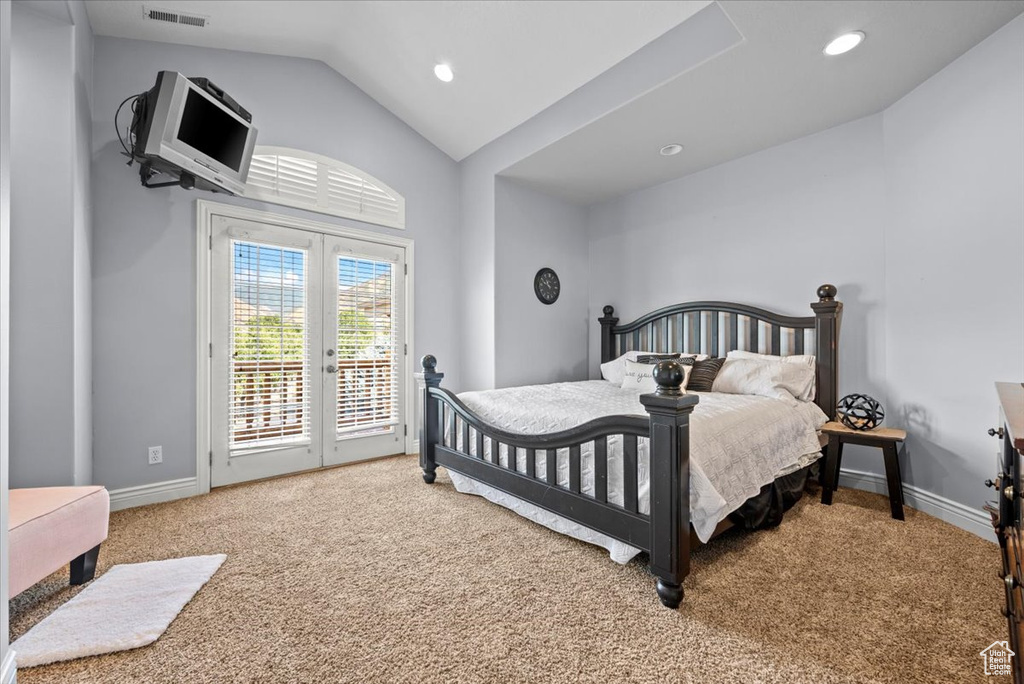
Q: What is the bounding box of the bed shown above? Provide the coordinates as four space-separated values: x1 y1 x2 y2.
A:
416 285 842 608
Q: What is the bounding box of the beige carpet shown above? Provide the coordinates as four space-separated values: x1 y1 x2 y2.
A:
10 455 1002 683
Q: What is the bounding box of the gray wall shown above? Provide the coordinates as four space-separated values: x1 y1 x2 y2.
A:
881 13 1024 512
69 0 94 489
9 0 92 488
0 0 11 674
587 115 889 477
6 1 1016 534
459 3 742 391
91 37 461 491
494 178 589 387
459 154 497 390
585 14 1024 513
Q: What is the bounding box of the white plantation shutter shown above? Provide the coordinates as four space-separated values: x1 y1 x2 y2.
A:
326 167 402 227
245 146 405 229
246 154 318 202
229 240 311 448
335 256 398 436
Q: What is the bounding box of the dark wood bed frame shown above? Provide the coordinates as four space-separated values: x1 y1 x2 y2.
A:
417 284 842 608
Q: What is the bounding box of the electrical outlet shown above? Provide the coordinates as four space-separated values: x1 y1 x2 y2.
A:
148 446 163 465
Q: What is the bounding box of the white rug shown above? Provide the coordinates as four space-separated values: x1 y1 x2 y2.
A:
12 554 226 668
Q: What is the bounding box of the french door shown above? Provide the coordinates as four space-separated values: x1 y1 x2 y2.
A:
210 215 407 487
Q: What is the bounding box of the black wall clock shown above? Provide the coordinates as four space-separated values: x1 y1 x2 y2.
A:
534 267 560 305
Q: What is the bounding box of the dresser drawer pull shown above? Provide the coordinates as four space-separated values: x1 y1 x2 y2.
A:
1005 485 1017 501
1003 606 1016 618
1006 574 1020 590
990 427 1006 438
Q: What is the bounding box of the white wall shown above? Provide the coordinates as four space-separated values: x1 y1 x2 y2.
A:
0 0 12 678
9 1 92 488
91 37 461 491
494 178 590 387
882 14 1024 511
587 114 889 477
584 14 1024 513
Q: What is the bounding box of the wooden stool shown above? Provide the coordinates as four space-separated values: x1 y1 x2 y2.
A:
819 421 908 520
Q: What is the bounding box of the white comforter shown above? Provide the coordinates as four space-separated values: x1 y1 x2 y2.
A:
447 380 826 559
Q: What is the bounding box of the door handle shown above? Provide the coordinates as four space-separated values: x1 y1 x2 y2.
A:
326 365 337 374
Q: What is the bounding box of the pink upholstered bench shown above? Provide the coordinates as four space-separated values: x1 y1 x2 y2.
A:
9 486 110 597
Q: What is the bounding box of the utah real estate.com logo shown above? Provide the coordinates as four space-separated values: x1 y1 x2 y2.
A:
980 641 1015 676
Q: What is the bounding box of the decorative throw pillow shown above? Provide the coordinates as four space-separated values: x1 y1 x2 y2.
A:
686 357 725 392
726 350 816 401
635 353 695 365
600 351 702 384
600 351 638 385
711 358 815 402
621 359 692 393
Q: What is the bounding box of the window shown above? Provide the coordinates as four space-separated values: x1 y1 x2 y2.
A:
244 146 406 230
335 256 398 436
229 240 310 447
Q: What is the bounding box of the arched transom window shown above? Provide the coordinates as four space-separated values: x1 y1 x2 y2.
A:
244 146 405 230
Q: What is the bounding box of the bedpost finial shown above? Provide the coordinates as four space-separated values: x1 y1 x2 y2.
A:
602 305 614 317
817 284 837 302
653 360 685 397
421 355 437 371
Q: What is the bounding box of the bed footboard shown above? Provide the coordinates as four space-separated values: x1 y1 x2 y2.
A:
638 363 698 608
416 355 698 608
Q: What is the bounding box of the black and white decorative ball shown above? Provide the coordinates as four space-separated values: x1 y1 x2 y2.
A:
837 394 885 431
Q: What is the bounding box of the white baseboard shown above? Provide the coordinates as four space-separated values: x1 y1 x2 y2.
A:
1 649 16 684
104 467 990 540
837 468 992 540
109 477 199 512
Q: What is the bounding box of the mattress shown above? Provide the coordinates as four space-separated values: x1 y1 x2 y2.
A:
445 380 827 563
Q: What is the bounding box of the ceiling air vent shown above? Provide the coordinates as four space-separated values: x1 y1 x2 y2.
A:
142 6 209 28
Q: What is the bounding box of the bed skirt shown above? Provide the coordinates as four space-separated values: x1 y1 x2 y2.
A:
447 462 815 565
727 465 811 530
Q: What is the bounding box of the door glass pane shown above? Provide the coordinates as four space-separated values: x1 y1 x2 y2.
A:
336 256 397 436
229 241 310 448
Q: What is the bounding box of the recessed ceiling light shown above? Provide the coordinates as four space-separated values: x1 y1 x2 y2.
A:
824 31 865 56
660 144 683 156
434 64 454 82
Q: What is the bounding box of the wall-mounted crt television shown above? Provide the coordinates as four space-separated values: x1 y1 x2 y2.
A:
134 71 258 195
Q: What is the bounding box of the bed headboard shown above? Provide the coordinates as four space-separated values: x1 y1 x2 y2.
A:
599 284 842 419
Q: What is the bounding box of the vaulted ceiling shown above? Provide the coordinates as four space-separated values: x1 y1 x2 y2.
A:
84 0 710 161
85 0 1024 203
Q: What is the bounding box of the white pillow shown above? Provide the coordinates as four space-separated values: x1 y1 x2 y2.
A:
726 350 816 401
711 358 814 403
601 351 707 385
621 359 692 393
601 351 637 385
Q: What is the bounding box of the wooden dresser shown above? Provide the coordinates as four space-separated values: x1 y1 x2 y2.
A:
991 382 1024 682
